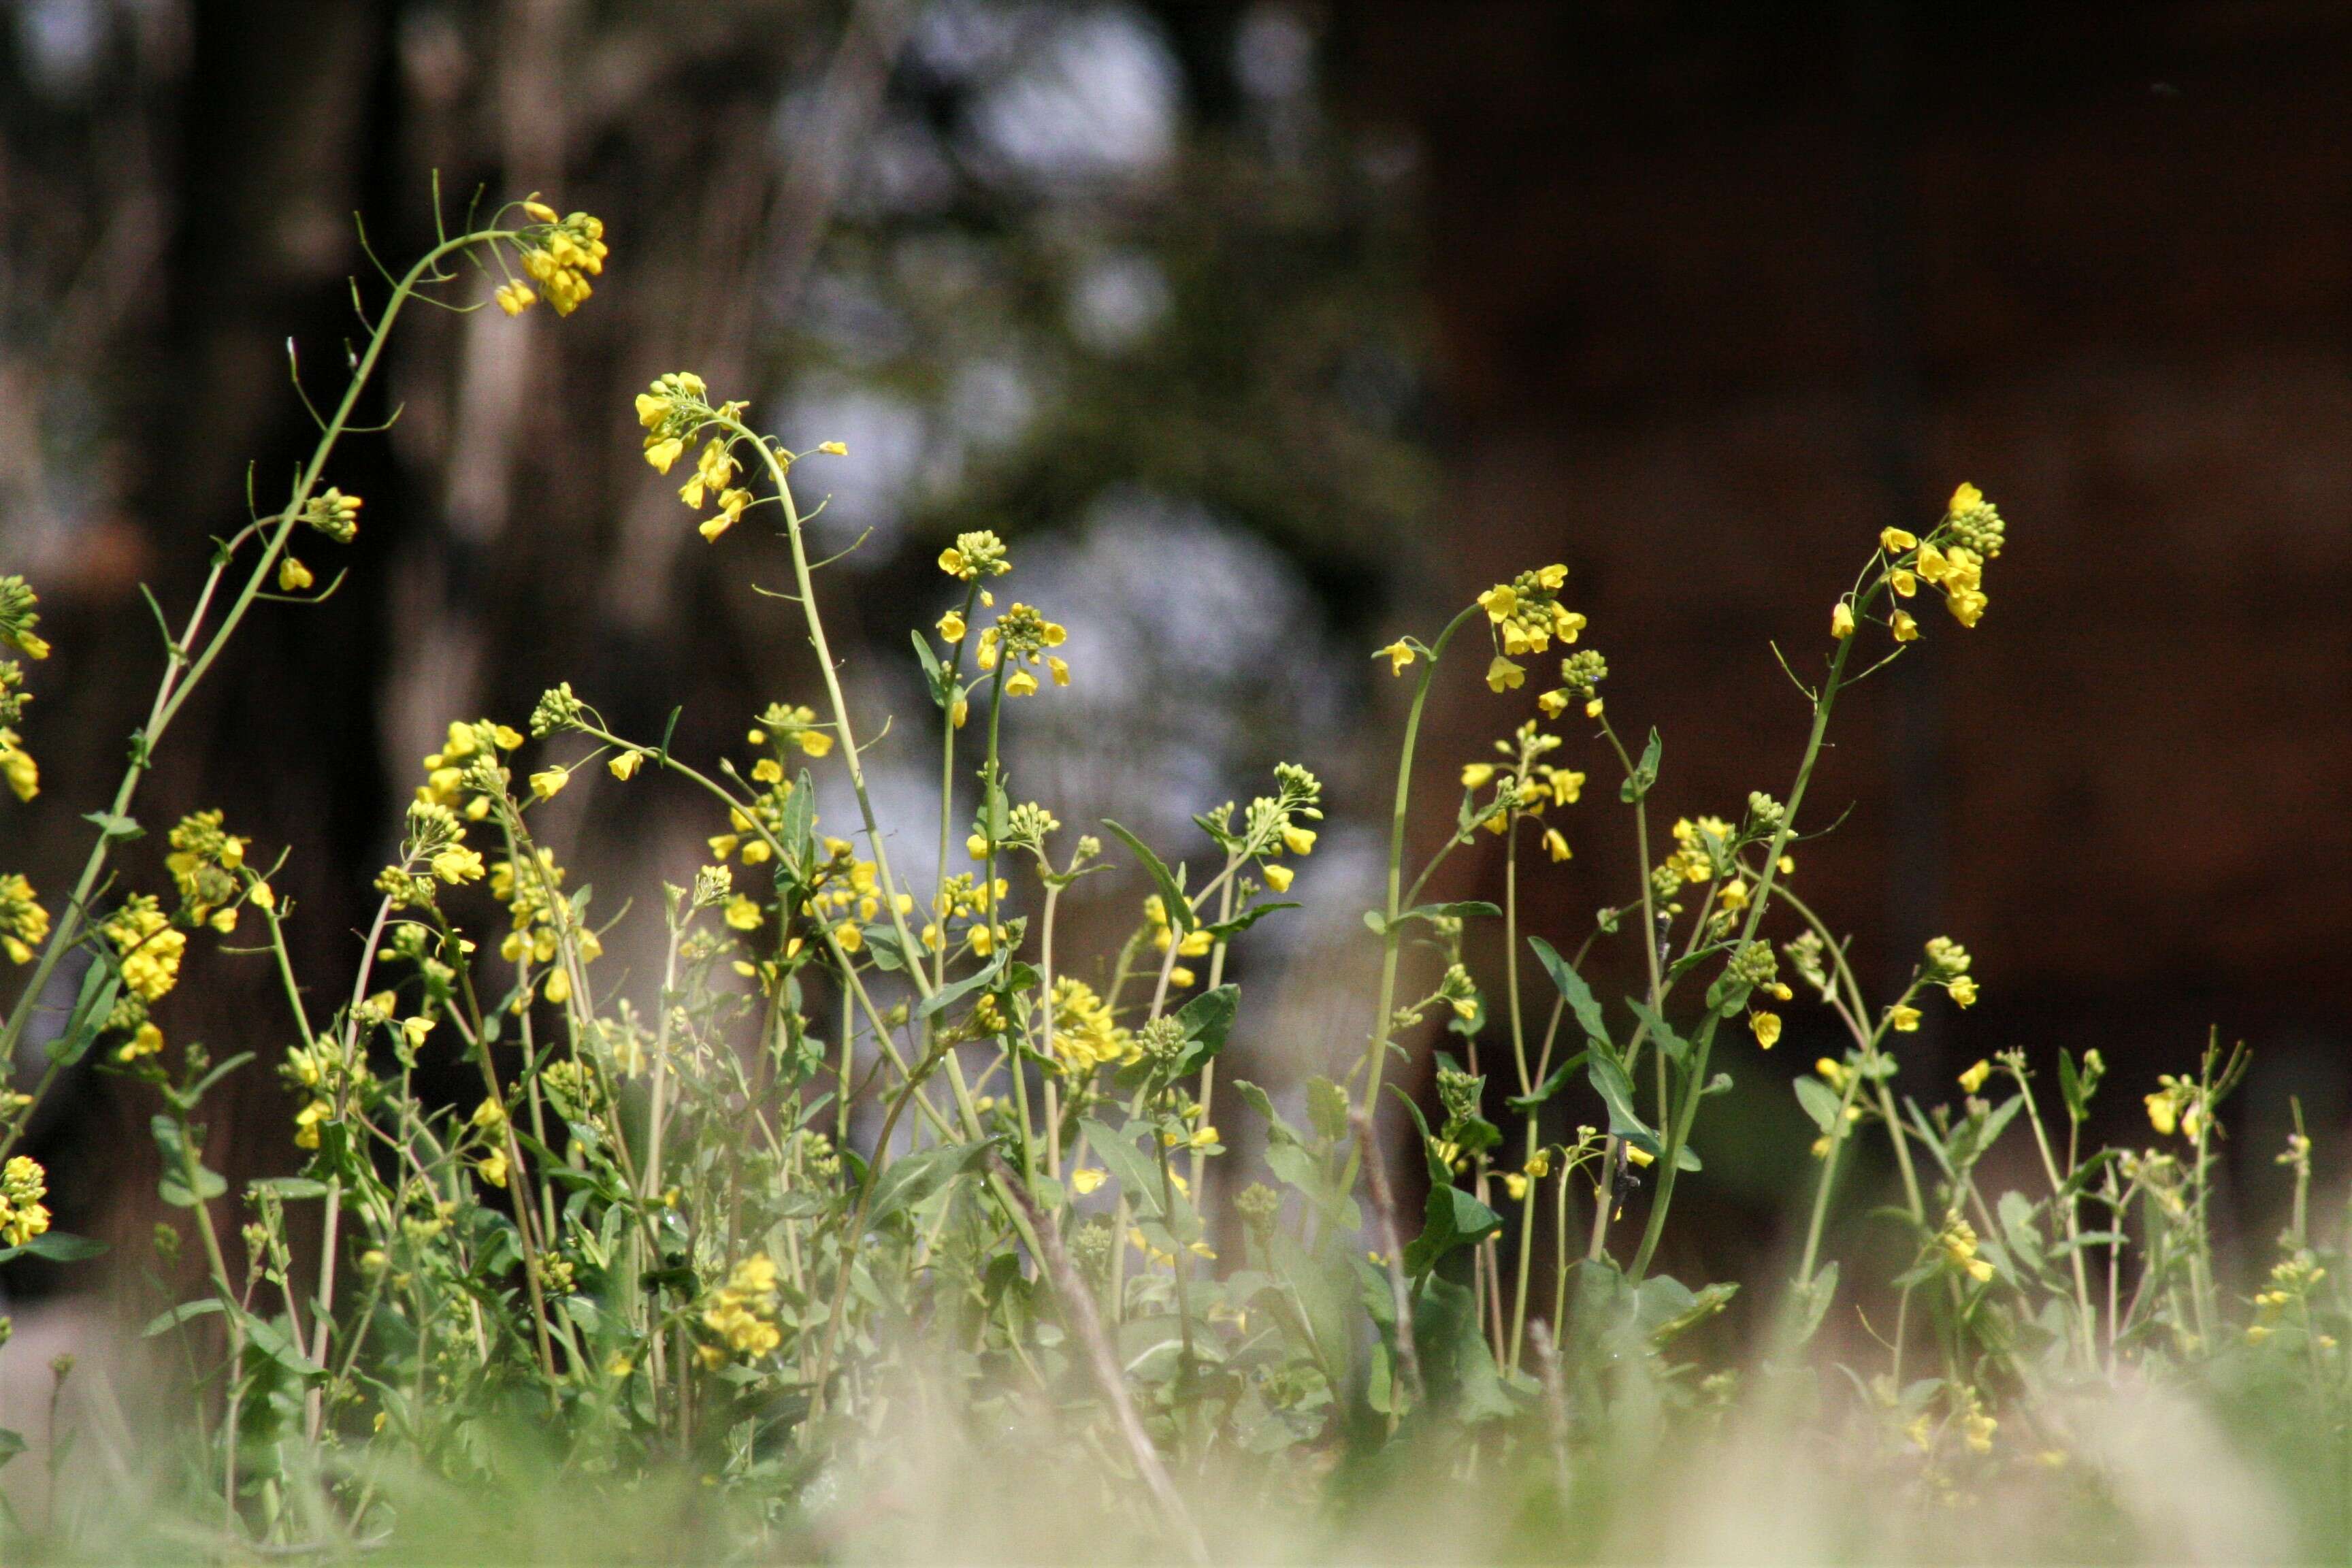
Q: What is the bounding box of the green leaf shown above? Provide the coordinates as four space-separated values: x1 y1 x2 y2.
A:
1392 900 1502 928
915 953 1007 1020
1203 900 1299 941
1168 984 1239 1077
1586 1055 1654 1147
1506 1050 1589 1111
242 1313 323 1378
1527 936 1609 1047
1101 820 1193 933
248 1177 330 1201
186 1051 255 1103
1624 998 1689 1066
1619 728 1663 803
1077 1119 1166 1218
909 627 947 706
1793 1075 1844 1135
0 1231 106 1266
865 1139 992 1227
46 958 119 1068
2056 1048 2085 1124
143 1298 227 1337
1405 1183 1501 1277
0 1428 22 1470
81 811 143 841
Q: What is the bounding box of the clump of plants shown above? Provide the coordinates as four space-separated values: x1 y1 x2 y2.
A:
0 194 2338 1564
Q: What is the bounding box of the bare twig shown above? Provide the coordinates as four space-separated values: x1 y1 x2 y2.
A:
1353 1109 1424 1411
986 1154 1208 1567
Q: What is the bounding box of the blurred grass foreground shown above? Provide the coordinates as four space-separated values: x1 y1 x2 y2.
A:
0 169 2344 1566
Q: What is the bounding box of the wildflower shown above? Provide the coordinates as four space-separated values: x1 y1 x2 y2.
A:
1887 1003 1921 1033
0 1157 50 1247
1503 1173 1529 1202
512 204 607 315
1379 640 1416 675
1831 601 1855 640
1543 827 1571 863
608 749 647 781
301 489 363 544
0 577 51 661
117 1022 164 1062
1891 569 1916 598
103 897 184 1004
938 610 966 643
701 1255 783 1359
1071 1167 1107 1196
1281 824 1316 856
1749 1011 1781 1049
529 767 569 800
1891 609 1918 642
1963 1406 1997 1454
1477 565 1583 659
1461 763 1495 790
1262 862 1294 893
700 488 752 542
1880 527 1916 553
679 438 737 510
724 896 762 932
937 531 1012 581
1 731 39 803
1625 1144 1655 1168
1006 668 1039 698
817 440 848 456
1948 975 1978 1007
1938 1218 1995 1284
430 845 484 885
1958 1059 1992 1094
494 280 536 315
277 557 314 592
1486 655 1525 692
475 1146 510 1189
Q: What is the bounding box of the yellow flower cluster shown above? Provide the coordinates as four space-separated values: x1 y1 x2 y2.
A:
700 1254 783 1362
416 719 525 819
976 602 1070 697
1049 977 1134 1074
1937 1217 1996 1284
0 873 46 964
1145 894 1215 988
1842 483 2006 641
811 844 903 953
103 896 185 1005
1477 564 1585 692
491 847 600 1003
937 530 1013 582
0 728 34 803
924 872 1008 954
501 200 607 316
635 372 742 476
0 575 52 662
165 810 249 933
300 487 363 544
0 1155 51 1248
2144 1073 2208 1141
751 704 835 760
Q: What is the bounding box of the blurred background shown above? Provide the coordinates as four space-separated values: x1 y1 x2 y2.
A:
1 0 2346 1323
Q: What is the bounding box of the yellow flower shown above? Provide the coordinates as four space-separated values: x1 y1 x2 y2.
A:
1584 697 1604 718
1005 668 1039 698
723 896 762 931
2145 1091 2178 1137
700 487 752 542
1460 763 1495 789
1890 568 1916 598
608 749 647 781
494 280 536 315
277 557 314 591
1890 610 1918 642
1503 1173 1528 1202
1948 481 1982 514
1543 828 1571 863
1958 1059 1992 1094
529 767 569 800
472 1096 507 1130
1749 1011 1781 1049
938 610 966 642
0 730 36 802
1948 975 1978 1007
1963 1409 1997 1454
1486 655 1525 692
1071 1168 1107 1196
1624 1144 1654 1169
1048 655 1070 686
1945 586 1989 627
476 1147 510 1189
679 438 736 509
817 440 847 456
1379 640 1416 675
1477 584 1518 623
1281 825 1316 856
1537 688 1570 717
0 1156 52 1246
431 845 485 885
117 1022 165 1062
1880 527 1916 553
644 436 685 474
1830 602 1855 640
1262 862 1294 893
1888 1004 1921 1033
